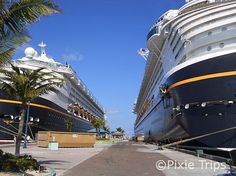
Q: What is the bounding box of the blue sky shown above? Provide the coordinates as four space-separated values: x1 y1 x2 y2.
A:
14 0 185 137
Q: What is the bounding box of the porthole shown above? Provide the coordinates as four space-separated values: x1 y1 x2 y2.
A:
202 113 208 117
208 31 212 36
219 43 224 48
207 46 212 51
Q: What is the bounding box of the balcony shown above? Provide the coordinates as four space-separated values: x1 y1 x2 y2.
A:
147 25 160 41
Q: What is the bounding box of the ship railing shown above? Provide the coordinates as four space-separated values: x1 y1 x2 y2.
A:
70 112 90 121
15 61 105 113
60 65 105 113
71 76 104 112
15 60 74 74
180 0 207 12
179 0 232 14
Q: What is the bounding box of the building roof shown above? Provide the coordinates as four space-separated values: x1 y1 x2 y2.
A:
112 131 124 136
87 128 107 133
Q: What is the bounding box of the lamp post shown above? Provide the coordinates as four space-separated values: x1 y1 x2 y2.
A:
23 101 30 148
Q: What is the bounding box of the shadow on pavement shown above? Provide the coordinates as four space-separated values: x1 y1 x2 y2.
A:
39 159 70 165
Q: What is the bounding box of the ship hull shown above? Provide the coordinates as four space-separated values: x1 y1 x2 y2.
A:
135 52 236 147
0 94 92 140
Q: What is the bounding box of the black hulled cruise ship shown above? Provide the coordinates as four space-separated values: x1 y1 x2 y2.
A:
134 0 236 148
0 42 105 140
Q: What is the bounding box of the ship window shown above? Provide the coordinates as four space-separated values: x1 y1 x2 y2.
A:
170 30 178 46
222 27 227 31
207 46 212 51
208 31 212 36
219 43 224 48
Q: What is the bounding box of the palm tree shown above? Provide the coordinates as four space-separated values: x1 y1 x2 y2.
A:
65 119 74 132
116 127 124 133
0 64 63 156
0 0 60 63
91 118 105 137
103 125 110 133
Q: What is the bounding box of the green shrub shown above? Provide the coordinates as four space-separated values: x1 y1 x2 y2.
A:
16 158 31 172
2 158 18 172
0 149 3 157
0 149 40 172
0 152 16 171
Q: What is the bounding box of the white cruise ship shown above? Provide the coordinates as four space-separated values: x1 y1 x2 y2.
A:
134 0 236 147
0 42 105 139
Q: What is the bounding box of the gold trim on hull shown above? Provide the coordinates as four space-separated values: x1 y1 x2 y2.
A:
0 99 71 118
168 70 236 92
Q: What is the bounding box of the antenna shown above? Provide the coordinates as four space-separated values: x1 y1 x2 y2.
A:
38 41 47 56
137 48 149 61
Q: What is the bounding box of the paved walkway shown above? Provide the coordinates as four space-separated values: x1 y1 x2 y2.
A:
0 144 107 175
0 142 232 176
63 142 231 176
63 142 166 176
137 143 229 176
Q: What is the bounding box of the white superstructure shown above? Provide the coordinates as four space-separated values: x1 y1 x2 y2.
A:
14 42 105 120
135 0 236 121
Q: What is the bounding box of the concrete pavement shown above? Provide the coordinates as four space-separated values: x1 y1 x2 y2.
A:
136 143 230 176
0 144 108 175
63 142 166 176
63 142 231 176
0 142 232 176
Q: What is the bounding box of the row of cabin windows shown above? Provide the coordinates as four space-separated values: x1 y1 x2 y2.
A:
168 4 232 56
174 26 228 61
168 3 234 46
207 42 225 51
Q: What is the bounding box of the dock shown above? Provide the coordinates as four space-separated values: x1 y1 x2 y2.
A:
0 142 231 175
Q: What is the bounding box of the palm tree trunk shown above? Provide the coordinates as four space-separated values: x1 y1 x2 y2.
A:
96 128 99 137
15 107 26 156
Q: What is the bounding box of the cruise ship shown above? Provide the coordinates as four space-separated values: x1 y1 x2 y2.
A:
0 42 105 140
134 0 236 147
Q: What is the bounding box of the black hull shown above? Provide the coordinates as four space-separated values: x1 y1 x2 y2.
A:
0 95 92 140
166 52 236 147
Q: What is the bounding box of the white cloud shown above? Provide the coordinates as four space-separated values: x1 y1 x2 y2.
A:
61 52 84 63
107 110 120 115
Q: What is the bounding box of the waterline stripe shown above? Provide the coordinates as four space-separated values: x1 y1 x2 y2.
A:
168 70 236 92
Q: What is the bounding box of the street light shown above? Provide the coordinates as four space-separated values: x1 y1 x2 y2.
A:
23 101 30 148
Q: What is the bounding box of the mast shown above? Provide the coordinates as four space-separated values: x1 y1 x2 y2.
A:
38 41 47 57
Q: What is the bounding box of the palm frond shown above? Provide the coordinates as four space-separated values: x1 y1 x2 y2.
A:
39 77 64 83
0 31 30 64
0 48 15 64
28 84 58 99
0 31 31 51
6 0 61 34
0 0 60 65
1 80 18 98
0 64 63 102
11 64 22 75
